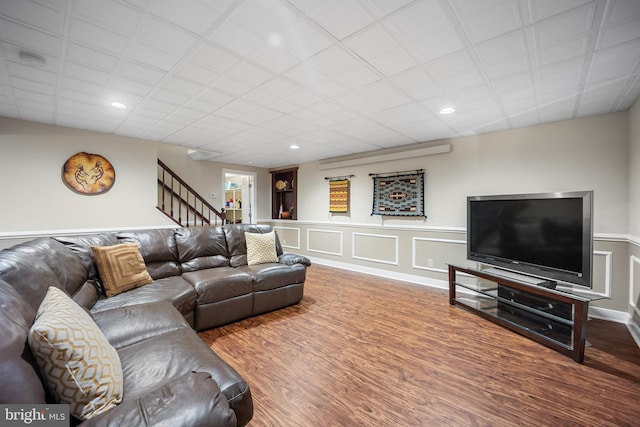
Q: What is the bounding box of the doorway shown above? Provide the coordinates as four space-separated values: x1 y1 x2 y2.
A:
222 169 256 224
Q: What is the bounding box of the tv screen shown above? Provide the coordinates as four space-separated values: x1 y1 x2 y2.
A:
467 191 593 288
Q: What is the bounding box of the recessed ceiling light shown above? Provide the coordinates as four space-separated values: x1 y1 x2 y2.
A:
289 144 299 150
110 101 127 110
268 33 283 47
439 107 456 115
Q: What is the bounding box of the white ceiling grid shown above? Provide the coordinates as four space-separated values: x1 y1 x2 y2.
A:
0 0 639 168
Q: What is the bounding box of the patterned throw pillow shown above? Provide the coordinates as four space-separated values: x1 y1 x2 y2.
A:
245 230 279 265
28 286 123 420
92 243 153 297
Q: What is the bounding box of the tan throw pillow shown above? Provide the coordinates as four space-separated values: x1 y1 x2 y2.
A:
92 243 153 297
28 286 123 420
245 230 278 265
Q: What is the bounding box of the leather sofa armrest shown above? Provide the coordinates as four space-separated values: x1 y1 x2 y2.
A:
92 301 190 349
78 371 237 427
278 253 311 266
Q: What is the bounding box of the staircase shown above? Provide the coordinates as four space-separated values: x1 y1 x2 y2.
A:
157 159 226 227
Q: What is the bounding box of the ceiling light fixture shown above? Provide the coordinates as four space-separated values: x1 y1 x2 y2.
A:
289 144 299 150
110 101 128 110
439 107 456 115
268 33 284 47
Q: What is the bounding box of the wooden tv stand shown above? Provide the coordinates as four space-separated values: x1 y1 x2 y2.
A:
448 264 591 363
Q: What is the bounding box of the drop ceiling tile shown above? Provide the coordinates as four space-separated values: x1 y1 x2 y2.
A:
73 0 142 36
286 90 324 107
213 77 253 97
229 61 274 86
59 87 101 105
598 16 640 49
61 76 103 96
240 107 284 125
537 36 589 66
0 0 65 35
120 61 166 85
586 40 640 83
174 61 220 86
484 55 530 80
284 61 328 86
367 0 414 16
311 0 378 40
371 102 433 127
336 63 382 88
311 45 360 74
344 23 398 59
230 0 302 39
533 4 595 47
13 87 55 105
260 76 301 97
225 98 261 114
66 42 119 71
138 16 199 56
281 20 334 60
6 61 57 86
190 42 242 73
410 26 466 63
460 0 522 43
150 89 189 107
125 41 181 71
110 77 154 97
475 30 528 64
251 45 301 74
210 20 264 57
1 19 61 55
63 61 111 85
161 76 206 97
388 66 446 100
151 0 229 35
529 0 593 22
388 0 451 40
70 19 129 54
368 48 418 76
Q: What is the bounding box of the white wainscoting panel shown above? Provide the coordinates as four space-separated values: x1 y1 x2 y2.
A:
352 233 398 265
273 226 301 250
307 229 343 256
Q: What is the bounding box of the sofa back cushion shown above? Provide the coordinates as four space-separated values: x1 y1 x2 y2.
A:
0 279 46 404
224 224 283 267
117 229 180 279
54 233 118 279
0 238 89 311
175 226 230 272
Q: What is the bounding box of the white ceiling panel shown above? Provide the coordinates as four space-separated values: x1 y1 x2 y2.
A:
0 0 639 168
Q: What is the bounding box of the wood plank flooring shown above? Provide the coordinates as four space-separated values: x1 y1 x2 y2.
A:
199 265 640 426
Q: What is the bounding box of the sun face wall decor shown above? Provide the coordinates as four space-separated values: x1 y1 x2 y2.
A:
62 152 116 195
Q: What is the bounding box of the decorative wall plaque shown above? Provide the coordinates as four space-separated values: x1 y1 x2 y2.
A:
62 152 115 195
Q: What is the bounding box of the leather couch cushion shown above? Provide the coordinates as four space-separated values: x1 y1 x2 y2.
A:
175 226 230 272
79 372 237 427
116 328 252 426
92 243 153 297
54 233 117 280
92 301 191 350
0 279 45 404
117 229 180 279
29 287 123 420
245 230 278 265
182 267 253 304
224 224 283 267
241 263 307 292
0 238 88 311
91 276 196 318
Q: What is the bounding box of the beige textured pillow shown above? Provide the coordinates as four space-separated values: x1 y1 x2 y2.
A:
92 243 153 297
245 230 278 265
28 286 123 420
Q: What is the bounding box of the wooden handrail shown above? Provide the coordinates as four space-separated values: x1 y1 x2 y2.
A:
157 159 226 226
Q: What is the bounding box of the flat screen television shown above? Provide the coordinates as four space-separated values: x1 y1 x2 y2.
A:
467 191 593 288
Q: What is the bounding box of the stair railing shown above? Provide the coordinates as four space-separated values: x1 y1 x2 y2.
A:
157 159 225 226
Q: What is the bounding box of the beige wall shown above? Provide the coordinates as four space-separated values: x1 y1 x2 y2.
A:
271 112 633 315
628 98 640 331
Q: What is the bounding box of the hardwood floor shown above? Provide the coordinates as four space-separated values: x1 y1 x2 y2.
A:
199 265 640 426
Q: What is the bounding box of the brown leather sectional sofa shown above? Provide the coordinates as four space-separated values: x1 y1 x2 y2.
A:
0 224 310 426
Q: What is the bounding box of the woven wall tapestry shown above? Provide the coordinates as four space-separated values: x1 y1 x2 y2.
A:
371 171 425 217
329 179 350 213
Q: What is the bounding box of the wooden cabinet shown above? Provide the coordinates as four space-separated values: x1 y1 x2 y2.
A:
270 167 297 220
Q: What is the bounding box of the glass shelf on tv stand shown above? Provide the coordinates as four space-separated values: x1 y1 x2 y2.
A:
448 265 596 363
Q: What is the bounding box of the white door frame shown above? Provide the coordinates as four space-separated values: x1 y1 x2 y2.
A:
222 169 257 224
